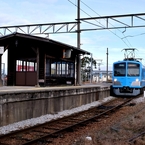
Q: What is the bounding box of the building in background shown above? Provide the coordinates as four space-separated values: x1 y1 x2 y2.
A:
92 70 112 83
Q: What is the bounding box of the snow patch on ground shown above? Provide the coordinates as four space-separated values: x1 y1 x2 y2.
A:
131 96 145 104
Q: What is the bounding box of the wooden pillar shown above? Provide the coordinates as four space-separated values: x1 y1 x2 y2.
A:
7 47 16 86
39 51 45 86
36 47 40 87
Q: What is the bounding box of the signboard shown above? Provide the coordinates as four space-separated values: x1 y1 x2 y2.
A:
63 49 71 58
0 46 4 54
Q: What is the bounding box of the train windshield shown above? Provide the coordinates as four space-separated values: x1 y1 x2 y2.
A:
127 63 140 76
114 63 126 76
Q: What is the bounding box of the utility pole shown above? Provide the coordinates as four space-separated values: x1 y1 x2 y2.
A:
106 48 108 82
90 53 93 83
76 0 81 85
0 46 4 86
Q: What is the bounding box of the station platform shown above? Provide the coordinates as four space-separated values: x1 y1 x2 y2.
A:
0 83 111 127
0 82 111 93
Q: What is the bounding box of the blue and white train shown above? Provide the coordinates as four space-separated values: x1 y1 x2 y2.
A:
111 58 145 96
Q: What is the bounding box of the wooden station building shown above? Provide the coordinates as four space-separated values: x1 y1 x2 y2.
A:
0 32 90 86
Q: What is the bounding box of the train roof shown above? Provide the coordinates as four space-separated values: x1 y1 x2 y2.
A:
113 60 145 68
113 59 141 64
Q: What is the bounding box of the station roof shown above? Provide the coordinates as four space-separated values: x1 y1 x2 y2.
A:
0 32 90 55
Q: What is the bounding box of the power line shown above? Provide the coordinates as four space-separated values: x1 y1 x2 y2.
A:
80 0 132 47
68 0 132 47
121 32 145 39
68 0 145 65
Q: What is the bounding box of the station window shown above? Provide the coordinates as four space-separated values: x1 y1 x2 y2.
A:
46 59 50 76
16 60 36 72
46 58 74 77
51 60 57 75
57 61 61 75
62 62 66 76
68 62 74 77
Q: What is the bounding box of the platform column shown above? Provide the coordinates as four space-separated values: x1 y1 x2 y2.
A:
36 47 40 87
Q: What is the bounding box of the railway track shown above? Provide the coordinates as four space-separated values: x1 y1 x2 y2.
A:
128 130 145 143
0 96 137 145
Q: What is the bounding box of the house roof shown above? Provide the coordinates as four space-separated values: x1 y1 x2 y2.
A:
0 32 90 55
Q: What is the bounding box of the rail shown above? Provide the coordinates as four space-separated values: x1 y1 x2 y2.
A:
0 97 135 145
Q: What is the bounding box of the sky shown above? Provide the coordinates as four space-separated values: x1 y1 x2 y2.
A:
0 0 145 72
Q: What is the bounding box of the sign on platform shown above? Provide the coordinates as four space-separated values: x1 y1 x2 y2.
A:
0 46 4 54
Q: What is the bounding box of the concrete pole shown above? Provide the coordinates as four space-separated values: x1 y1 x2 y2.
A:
0 55 2 86
106 48 108 82
76 0 81 85
90 53 92 83
2 63 5 86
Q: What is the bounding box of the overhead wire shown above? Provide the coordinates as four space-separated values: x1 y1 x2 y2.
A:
68 0 145 63
135 51 145 65
121 32 145 39
80 0 132 47
82 1 145 50
68 0 132 47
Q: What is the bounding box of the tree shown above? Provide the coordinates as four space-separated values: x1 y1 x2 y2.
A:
81 56 97 82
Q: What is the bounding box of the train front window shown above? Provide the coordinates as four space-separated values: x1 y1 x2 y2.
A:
114 63 126 76
127 63 140 76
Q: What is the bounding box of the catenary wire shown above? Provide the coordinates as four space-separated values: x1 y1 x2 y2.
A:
68 0 132 48
68 0 145 64
81 0 145 49
80 0 132 47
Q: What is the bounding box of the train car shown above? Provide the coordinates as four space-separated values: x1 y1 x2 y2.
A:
111 58 145 96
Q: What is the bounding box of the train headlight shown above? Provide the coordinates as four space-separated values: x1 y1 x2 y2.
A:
114 78 117 82
136 78 139 82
